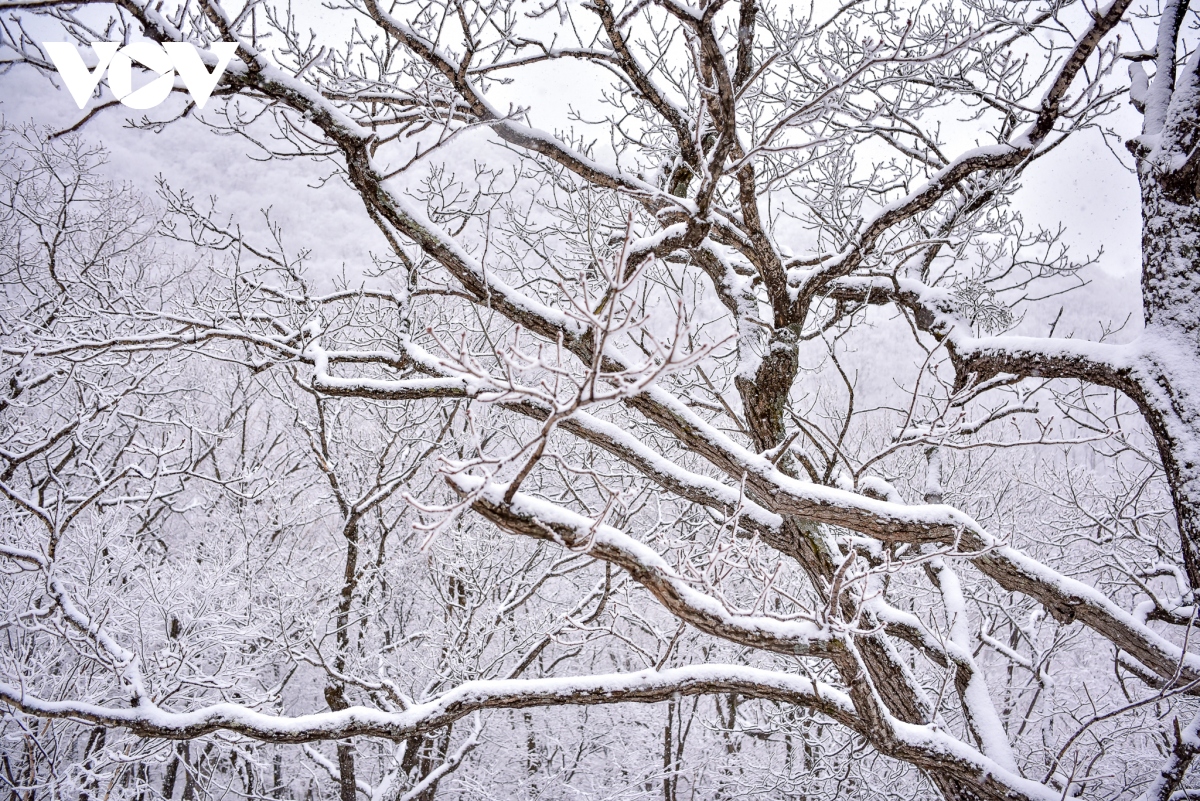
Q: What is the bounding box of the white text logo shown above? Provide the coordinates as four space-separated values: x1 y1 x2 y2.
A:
44 42 238 110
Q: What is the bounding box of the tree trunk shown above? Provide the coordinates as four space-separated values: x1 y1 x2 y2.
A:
1136 169 1200 592
335 744 356 801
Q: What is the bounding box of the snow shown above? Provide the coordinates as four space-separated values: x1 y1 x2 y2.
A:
8 0 1200 795
450 476 835 654
0 664 856 743
1137 709 1200 801
925 553 1019 772
1142 0 1189 138
306 340 483 398
857 475 902 504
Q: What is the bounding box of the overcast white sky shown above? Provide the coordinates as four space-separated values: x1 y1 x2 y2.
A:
0 27 1146 336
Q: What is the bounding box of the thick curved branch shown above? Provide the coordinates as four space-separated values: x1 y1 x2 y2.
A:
0 664 856 742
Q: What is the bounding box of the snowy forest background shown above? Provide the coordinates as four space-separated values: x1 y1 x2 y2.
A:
1 0 1199 798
